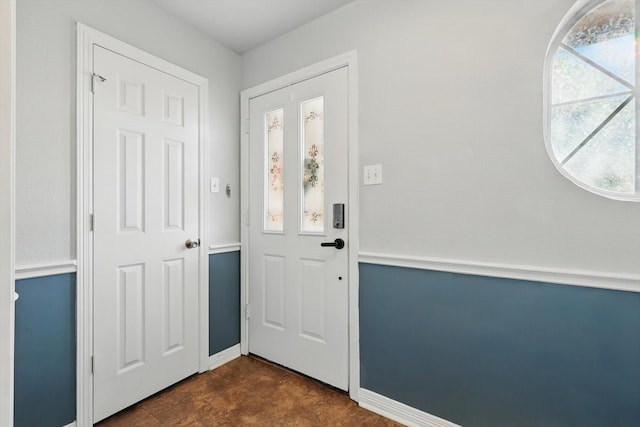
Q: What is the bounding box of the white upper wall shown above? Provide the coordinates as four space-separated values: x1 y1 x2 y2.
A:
242 0 640 275
16 0 242 266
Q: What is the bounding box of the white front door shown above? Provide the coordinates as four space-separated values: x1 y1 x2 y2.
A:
92 45 201 422
248 67 349 390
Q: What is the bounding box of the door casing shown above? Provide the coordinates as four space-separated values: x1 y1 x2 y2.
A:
76 23 210 426
0 1 15 425
240 51 360 401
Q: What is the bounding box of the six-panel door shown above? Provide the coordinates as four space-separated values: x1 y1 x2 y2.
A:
92 45 200 422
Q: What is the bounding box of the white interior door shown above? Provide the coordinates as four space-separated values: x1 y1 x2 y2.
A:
92 45 200 422
248 67 349 390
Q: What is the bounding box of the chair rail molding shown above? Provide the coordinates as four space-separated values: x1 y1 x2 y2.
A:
359 252 640 293
209 243 241 254
15 260 78 280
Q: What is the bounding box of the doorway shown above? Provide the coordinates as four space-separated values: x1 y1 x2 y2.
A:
240 53 360 398
77 24 210 425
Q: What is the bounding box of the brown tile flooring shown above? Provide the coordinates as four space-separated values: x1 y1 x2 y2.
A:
96 355 403 426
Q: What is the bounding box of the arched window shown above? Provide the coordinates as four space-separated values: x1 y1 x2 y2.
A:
545 0 639 200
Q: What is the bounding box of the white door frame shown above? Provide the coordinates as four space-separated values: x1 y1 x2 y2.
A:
240 51 360 401
76 24 210 426
0 0 16 425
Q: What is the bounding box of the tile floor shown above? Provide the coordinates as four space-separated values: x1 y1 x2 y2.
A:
96 355 402 426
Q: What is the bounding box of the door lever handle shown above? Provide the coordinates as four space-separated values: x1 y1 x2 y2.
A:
320 238 345 250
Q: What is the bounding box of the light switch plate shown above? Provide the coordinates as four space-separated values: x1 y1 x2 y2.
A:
363 164 382 185
210 177 220 193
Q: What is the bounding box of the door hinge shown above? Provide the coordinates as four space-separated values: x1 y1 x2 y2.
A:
90 356 94 374
245 210 250 226
245 304 251 319
89 214 94 231
245 118 250 135
91 73 107 94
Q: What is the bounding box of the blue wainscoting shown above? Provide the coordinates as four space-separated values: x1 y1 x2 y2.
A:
14 273 76 427
13 252 240 426
209 251 241 355
359 263 640 427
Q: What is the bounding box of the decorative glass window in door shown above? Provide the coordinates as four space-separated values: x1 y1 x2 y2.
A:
264 109 284 231
301 97 325 232
546 0 640 200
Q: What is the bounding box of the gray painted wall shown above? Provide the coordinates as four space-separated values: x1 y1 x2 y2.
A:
242 0 640 276
16 0 242 266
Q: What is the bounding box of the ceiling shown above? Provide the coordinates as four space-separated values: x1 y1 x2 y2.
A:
150 0 354 54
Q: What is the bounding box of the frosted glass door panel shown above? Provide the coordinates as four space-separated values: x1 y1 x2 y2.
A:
265 109 284 232
301 97 325 233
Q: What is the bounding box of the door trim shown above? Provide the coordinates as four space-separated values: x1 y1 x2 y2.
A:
240 51 360 401
0 1 15 425
76 23 209 426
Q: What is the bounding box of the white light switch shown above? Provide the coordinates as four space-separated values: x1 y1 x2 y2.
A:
363 164 382 185
210 177 220 193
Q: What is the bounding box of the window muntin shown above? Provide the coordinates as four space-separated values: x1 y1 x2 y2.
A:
547 0 640 199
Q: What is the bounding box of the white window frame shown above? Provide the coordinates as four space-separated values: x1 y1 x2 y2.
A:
544 0 640 201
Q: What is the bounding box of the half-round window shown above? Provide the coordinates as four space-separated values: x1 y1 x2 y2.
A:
545 0 639 200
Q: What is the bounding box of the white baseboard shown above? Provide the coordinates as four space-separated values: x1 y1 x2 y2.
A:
208 344 241 371
63 421 76 427
359 388 460 427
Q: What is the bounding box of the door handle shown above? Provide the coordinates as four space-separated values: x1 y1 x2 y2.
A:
320 238 345 250
185 239 200 249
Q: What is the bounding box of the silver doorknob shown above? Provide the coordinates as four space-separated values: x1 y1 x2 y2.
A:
185 239 200 249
